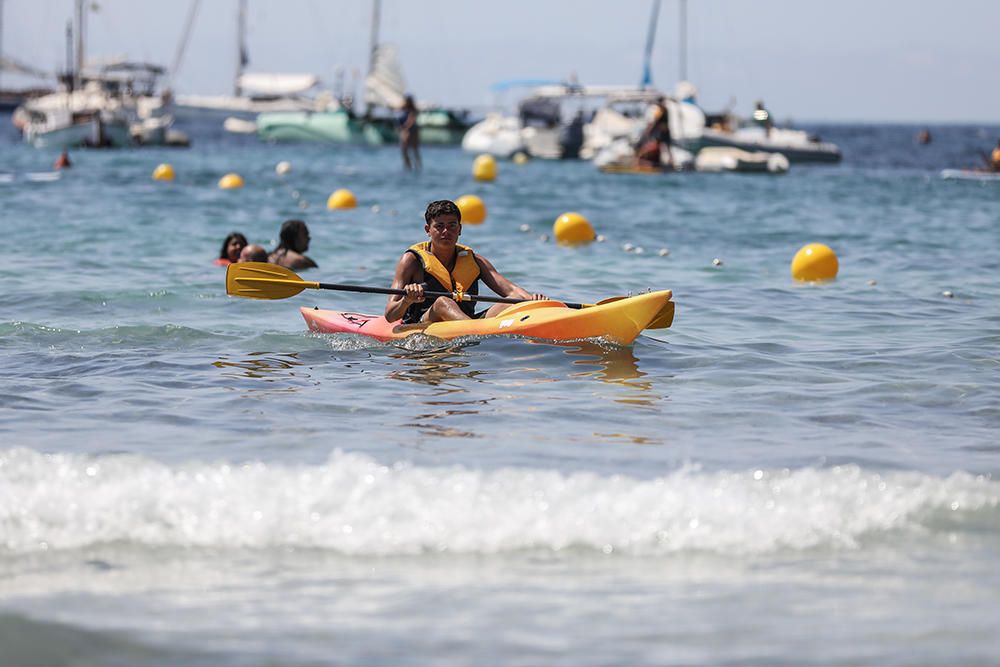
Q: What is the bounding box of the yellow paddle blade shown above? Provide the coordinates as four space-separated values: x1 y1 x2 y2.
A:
226 262 320 300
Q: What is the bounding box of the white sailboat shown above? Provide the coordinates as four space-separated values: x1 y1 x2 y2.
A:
14 1 132 148
256 0 473 145
173 0 338 127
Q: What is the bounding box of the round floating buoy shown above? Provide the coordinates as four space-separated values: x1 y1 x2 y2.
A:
152 163 175 182
218 173 244 189
327 189 357 209
791 243 839 281
275 161 292 175
553 212 595 245
472 154 497 182
512 151 529 165
455 194 487 224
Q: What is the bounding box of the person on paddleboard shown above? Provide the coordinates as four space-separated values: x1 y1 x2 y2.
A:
399 95 422 171
635 97 674 169
269 219 317 270
385 200 546 326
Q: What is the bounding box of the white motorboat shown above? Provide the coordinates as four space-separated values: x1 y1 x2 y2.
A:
692 125 841 163
463 84 705 161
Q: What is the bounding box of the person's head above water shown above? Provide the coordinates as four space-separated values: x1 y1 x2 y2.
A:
277 219 310 252
403 95 417 112
220 232 248 262
238 244 268 263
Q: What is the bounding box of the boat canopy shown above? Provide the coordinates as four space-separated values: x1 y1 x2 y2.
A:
238 73 319 96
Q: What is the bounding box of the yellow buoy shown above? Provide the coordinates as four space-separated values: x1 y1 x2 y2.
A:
553 212 595 245
455 194 487 224
472 154 497 182
218 173 244 189
275 161 292 175
152 163 175 182
512 151 529 165
791 243 839 281
327 189 358 209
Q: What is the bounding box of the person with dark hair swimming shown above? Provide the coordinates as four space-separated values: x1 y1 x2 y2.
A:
384 200 545 327
216 232 247 266
269 219 317 270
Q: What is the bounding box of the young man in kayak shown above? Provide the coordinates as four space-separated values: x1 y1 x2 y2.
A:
385 200 545 326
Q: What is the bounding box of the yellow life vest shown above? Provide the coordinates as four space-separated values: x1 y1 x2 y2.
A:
403 242 481 322
407 242 480 294
992 147 1000 167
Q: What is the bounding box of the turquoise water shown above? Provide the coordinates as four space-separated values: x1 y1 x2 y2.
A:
2 115 999 666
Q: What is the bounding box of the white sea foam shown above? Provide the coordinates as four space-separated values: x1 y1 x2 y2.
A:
1 448 996 556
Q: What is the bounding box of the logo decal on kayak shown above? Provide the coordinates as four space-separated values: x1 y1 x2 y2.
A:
342 313 373 328
498 319 514 329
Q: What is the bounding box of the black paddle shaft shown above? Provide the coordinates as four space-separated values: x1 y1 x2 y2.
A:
316 282 584 309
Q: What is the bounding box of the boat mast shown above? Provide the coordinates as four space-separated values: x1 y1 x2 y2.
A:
678 0 688 81
235 0 247 97
0 0 4 91
170 0 202 90
364 0 381 113
368 0 380 80
640 0 660 89
73 0 84 90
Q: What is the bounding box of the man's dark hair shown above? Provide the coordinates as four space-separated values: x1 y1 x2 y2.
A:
424 199 461 224
278 219 308 250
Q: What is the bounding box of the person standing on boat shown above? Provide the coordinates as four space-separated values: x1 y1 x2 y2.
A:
399 95 422 171
636 97 675 169
385 200 544 326
753 100 773 136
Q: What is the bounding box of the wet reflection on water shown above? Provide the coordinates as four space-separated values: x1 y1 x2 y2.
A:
550 341 660 407
385 342 486 390
213 352 310 385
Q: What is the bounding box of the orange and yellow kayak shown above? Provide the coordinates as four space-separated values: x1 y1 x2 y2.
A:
301 290 673 346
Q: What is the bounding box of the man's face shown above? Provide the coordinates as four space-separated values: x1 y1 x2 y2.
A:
425 214 461 246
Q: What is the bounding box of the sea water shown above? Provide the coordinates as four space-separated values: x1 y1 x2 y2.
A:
1 114 999 666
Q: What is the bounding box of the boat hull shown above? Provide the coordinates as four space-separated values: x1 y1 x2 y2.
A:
300 290 673 346
257 109 470 145
256 111 366 143
685 128 841 163
25 117 130 149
